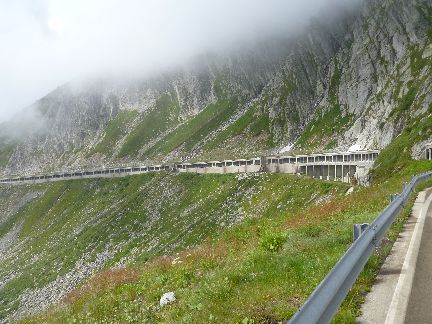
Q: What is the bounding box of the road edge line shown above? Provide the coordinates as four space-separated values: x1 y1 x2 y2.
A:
384 188 432 324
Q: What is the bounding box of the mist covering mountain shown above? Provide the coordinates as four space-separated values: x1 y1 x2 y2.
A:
0 0 430 177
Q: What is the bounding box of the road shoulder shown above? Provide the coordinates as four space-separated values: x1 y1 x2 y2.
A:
357 188 432 324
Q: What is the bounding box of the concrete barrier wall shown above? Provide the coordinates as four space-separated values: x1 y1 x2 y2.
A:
294 163 365 183
266 163 298 174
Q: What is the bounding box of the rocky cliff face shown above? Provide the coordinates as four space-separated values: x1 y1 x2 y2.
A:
330 0 432 152
255 0 431 154
1 0 431 176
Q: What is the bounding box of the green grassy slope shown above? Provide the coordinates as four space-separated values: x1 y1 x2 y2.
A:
200 103 273 159
117 94 181 158
0 173 346 322
88 111 138 157
143 98 240 160
17 154 432 323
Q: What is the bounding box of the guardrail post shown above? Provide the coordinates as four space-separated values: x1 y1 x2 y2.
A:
390 194 400 202
353 223 369 242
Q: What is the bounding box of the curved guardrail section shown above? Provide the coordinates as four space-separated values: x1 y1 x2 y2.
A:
289 171 432 324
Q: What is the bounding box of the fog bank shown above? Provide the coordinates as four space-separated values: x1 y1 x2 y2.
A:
0 0 361 122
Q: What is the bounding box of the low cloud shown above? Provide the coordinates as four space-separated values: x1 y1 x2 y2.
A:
0 0 362 122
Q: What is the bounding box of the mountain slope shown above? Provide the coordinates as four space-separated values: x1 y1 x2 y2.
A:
5 0 430 175
3 1 352 173
0 173 346 321
0 0 431 321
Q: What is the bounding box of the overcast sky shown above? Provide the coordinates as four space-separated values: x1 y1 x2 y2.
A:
0 0 359 122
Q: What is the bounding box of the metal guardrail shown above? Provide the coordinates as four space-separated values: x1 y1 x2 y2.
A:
289 171 432 324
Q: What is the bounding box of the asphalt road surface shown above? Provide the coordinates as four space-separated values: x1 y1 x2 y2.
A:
405 198 432 323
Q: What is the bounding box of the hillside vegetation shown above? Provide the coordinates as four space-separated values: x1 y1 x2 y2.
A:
10 152 431 323
1 172 348 322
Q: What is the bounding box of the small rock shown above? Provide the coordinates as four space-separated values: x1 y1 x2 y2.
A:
160 292 176 307
345 187 354 196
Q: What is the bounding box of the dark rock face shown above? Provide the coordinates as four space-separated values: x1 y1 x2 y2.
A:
1 0 431 175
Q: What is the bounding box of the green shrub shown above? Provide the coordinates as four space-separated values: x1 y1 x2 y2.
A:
260 232 287 253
